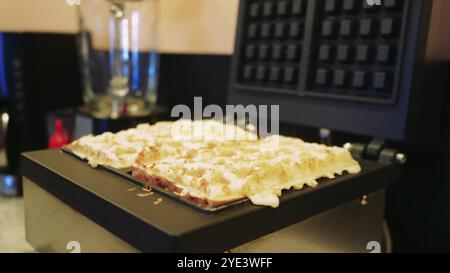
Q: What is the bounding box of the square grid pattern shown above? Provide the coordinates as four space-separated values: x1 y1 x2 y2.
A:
235 0 408 104
238 0 308 92
309 0 406 102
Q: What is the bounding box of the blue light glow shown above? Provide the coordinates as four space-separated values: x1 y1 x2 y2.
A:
4 176 15 188
0 33 8 97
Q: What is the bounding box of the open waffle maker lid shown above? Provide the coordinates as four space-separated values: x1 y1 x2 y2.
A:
227 0 449 142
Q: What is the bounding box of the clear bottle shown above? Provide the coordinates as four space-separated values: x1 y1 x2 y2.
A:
77 0 159 119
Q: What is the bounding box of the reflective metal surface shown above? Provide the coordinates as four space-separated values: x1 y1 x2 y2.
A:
23 178 138 253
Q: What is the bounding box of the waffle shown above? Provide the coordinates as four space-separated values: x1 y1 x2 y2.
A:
64 119 256 169
65 120 361 208
131 135 361 208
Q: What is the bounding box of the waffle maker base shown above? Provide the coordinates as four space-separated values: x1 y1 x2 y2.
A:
21 149 398 252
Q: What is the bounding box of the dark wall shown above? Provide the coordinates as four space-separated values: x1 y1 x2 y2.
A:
23 34 84 112
384 62 450 252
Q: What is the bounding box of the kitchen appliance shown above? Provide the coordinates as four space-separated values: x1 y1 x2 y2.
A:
228 0 449 143
227 0 450 251
21 0 450 252
64 0 166 140
22 149 395 252
77 0 160 119
0 32 15 196
0 32 83 196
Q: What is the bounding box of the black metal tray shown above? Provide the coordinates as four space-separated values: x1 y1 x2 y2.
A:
60 147 371 214
61 148 249 213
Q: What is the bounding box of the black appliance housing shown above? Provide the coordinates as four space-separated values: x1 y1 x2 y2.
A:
0 32 83 193
228 0 450 142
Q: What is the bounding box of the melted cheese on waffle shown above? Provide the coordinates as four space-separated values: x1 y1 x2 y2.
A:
132 135 361 208
65 120 256 169
65 120 361 208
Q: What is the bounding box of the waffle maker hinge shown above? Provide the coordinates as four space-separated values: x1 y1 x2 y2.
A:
344 140 406 165
319 128 406 165
320 128 405 206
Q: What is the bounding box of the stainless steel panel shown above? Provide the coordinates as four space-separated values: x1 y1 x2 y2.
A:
23 178 138 253
232 191 385 253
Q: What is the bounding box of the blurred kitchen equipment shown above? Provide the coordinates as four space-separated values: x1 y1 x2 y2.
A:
77 0 160 119
0 100 18 196
45 106 167 144
48 119 70 149
0 32 16 196
0 32 83 196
